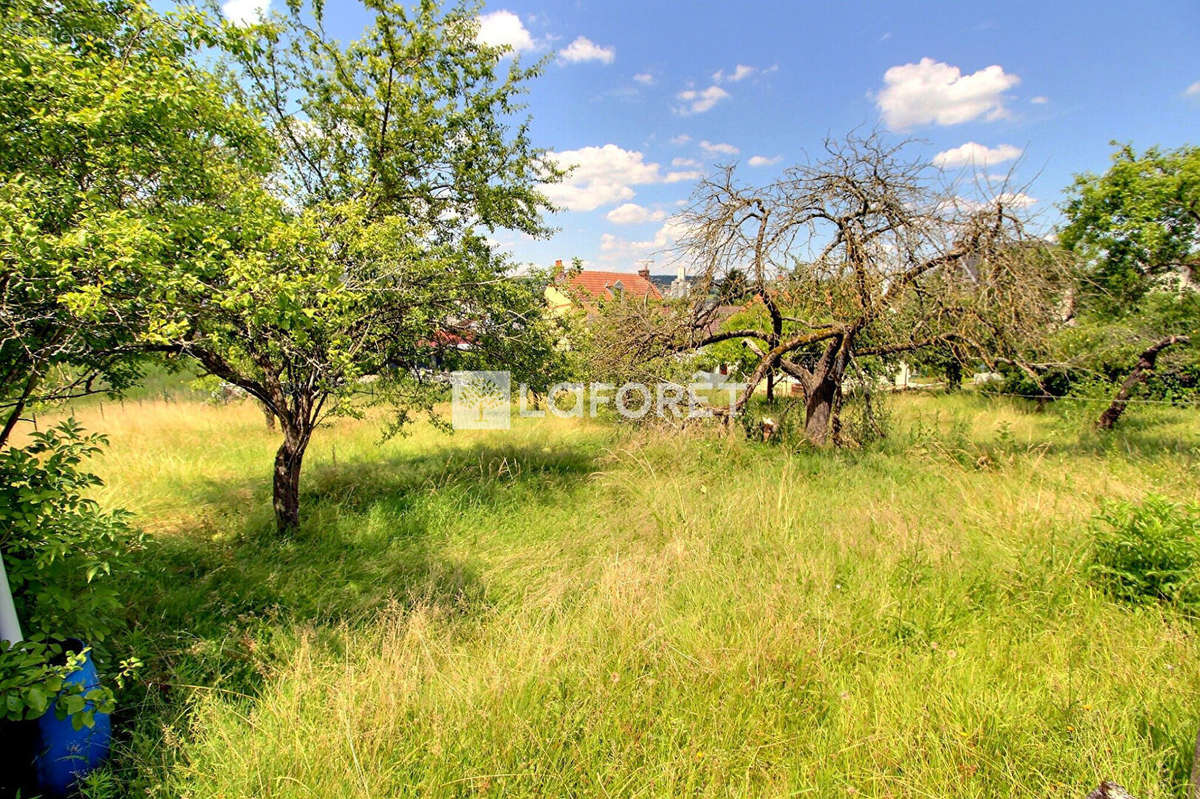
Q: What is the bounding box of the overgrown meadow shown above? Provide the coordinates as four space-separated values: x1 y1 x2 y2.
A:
27 391 1199 798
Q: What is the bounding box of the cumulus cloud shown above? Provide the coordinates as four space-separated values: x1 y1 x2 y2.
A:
600 217 693 264
221 0 269 25
997 192 1037 208
672 157 701 168
748 155 781 167
606 203 667 225
475 10 534 53
875 58 1020 129
713 64 756 83
670 134 692 146
1030 96 1049 104
560 36 615 64
543 145 694 212
1186 81 1200 97
633 72 654 85
700 140 739 155
958 192 1037 212
932 142 1022 169
675 85 730 114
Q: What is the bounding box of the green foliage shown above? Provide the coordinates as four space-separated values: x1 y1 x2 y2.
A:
0 0 271 441
1061 143 1200 313
0 420 142 728
0 420 143 645
1088 495 1200 608
0 640 114 729
130 0 566 529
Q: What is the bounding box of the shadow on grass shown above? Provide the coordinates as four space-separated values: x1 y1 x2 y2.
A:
111 437 602 749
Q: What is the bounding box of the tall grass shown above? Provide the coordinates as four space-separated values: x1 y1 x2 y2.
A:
25 393 1200 797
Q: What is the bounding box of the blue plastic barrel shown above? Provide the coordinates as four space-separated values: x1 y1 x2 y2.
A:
34 638 112 797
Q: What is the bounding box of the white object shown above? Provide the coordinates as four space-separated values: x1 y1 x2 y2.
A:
0 553 21 644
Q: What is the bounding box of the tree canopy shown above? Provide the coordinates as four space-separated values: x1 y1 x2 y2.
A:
0 0 270 448
135 0 565 532
588 135 1071 445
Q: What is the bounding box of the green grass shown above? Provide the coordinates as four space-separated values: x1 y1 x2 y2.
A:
33 393 1200 797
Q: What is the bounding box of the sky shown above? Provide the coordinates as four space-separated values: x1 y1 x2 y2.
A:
222 0 1200 274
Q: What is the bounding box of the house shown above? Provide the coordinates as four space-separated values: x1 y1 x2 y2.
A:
545 260 663 316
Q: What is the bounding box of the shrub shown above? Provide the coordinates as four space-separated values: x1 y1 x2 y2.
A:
0 420 143 723
1088 495 1200 608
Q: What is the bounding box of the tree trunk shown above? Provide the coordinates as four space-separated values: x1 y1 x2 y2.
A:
945 359 962 392
1097 335 1190 430
804 370 844 446
765 370 775 404
272 429 308 534
262 402 276 431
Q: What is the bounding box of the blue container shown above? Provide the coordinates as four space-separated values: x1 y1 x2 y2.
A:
34 639 112 797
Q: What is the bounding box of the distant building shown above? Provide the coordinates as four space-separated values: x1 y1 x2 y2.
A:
545 260 663 316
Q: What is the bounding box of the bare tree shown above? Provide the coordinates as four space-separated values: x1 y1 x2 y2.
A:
590 134 1072 445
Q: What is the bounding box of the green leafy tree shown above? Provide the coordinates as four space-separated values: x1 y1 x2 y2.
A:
1061 143 1199 311
0 0 270 448
1060 144 1199 427
145 0 563 532
0 0 260 725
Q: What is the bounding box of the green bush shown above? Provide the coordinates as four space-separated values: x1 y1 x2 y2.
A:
0 419 143 724
1088 495 1200 608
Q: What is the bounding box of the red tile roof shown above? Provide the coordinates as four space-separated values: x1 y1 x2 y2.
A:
563 270 662 302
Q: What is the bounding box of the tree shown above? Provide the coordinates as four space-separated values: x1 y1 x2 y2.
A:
1061 144 1199 311
0 0 235 728
0 0 270 450
1060 143 1199 429
142 0 562 532
589 135 1071 445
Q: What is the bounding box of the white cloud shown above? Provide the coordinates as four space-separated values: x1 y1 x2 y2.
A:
606 203 667 225
475 10 534 53
1030 96 1049 104
671 157 701 168
875 58 1020 129
1186 81 1200 97
670 134 692 146
748 155 781 167
959 192 1037 212
600 218 693 265
700 140 739 155
932 142 1022 168
713 64 756 83
633 72 654 85
997 192 1037 208
634 218 692 250
221 0 268 25
665 170 702 183
543 145 687 212
560 36 615 64
675 85 730 114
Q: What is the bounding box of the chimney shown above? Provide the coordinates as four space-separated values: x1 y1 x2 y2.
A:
637 264 650 280
552 259 564 279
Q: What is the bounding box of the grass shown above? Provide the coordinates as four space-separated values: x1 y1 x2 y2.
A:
25 391 1200 797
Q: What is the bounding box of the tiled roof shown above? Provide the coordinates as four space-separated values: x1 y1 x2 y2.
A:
564 270 663 301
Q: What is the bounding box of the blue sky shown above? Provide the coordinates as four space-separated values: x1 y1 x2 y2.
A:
224 0 1200 274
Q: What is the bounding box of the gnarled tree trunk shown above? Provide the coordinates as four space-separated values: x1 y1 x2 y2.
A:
272 424 310 534
1096 334 1190 430
804 372 842 445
